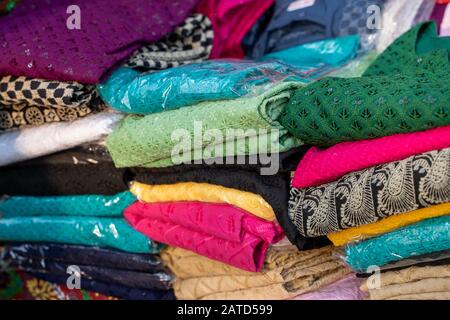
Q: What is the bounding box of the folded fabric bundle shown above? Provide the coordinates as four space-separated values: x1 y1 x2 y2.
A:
162 246 351 300
361 265 450 300
279 22 450 146
0 75 96 109
289 147 450 238
0 0 199 83
0 144 128 196
0 269 118 300
243 0 384 59
3 243 165 272
292 125 450 189
30 272 175 300
130 181 275 221
261 35 360 79
328 203 450 246
98 60 304 115
125 201 284 272
106 81 303 168
344 215 450 272
292 274 366 300
197 0 274 59
128 147 331 250
0 191 135 217
0 99 106 132
0 216 160 253
7 257 172 291
126 14 213 70
0 112 122 167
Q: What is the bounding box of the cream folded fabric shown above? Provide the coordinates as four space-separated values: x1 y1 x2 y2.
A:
368 278 450 300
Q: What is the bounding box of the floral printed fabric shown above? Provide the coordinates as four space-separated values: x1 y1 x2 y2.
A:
289 147 450 238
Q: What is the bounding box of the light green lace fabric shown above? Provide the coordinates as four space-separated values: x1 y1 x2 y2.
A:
106 81 305 168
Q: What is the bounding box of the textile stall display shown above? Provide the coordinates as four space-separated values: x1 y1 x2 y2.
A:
1 0 448 301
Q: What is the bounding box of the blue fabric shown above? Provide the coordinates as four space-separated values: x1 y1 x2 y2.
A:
0 216 160 253
97 60 305 115
261 35 359 79
345 215 450 273
0 191 136 217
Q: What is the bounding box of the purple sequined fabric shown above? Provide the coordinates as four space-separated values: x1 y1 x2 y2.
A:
0 0 198 84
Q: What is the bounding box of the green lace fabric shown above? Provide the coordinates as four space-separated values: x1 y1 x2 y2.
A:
107 82 305 168
279 22 450 147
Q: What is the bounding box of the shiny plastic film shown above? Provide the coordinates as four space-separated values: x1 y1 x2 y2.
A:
97 60 308 115
0 191 136 218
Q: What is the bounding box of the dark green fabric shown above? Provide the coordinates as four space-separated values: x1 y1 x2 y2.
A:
279 22 450 147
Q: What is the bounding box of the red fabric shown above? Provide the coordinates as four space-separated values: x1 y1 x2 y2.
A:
197 0 274 59
124 201 284 272
436 0 450 4
292 125 450 189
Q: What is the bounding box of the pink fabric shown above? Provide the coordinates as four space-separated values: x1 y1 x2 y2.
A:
0 0 197 84
124 201 284 272
292 275 366 300
292 125 450 188
197 0 274 59
441 4 450 36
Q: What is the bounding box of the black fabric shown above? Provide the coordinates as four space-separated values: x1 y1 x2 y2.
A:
3 243 165 272
126 146 331 250
8 258 172 290
0 144 128 196
29 272 175 300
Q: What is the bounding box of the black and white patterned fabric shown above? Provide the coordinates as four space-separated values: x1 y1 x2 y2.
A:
126 14 214 70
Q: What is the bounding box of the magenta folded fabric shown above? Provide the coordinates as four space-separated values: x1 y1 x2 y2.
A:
292 275 366 300
292 125 450 188
0 0 198 84
124 201 284 272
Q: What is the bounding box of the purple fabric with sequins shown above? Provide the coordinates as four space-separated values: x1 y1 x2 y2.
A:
0 0 198 84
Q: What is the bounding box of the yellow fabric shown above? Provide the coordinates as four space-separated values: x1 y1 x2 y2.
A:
328 203 450 246
130 181 275 221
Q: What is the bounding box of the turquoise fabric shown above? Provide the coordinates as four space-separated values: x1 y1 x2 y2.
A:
0 216 160 253
345 215 450 273
262 35 360 78
98 60 306 115
0 191 136 217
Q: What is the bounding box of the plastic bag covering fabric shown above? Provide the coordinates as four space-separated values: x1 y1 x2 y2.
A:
125 201 284 272
30 272 175 300
0 191 135 218
328 203 450 246
0 216 160 253
0 144 128 196
130 181 275 221
261 35 360 79
98 60 306 115
0 0 198 84
292 274 366 300
106 81 304 168
344 215 450 273
7 257 172 291
3 243 165 272
292 125 450 188
376 0 434 52
0 112 122 167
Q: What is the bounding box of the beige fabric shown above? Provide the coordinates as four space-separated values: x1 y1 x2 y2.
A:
361 265 450 291
369 278 450 300
199 266 350 300
386 292 450 300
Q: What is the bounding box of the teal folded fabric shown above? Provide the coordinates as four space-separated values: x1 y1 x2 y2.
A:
98 60 306 115
0 191 136 217
0 216 159 253
345 215 450 273
262 35 360 78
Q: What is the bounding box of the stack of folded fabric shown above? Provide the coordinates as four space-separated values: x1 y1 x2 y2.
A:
280 21 450 296
161 246 358 300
